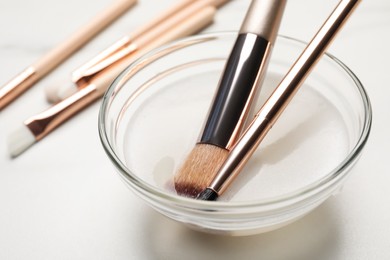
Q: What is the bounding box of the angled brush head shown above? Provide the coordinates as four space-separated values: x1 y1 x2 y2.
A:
174 143 229 198
45 80 79 103
7 125 36 157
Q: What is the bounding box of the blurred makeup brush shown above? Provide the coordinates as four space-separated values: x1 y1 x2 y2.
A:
174 0 286 198
45 0 229 103
7 6 217 157
0 0 137 110
197 0 362 201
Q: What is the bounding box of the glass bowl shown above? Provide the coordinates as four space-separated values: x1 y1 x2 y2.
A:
98 33 372 236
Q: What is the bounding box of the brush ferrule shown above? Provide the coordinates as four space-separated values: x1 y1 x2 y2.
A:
0 67 37 110
199 33 271 149
25 84 100 140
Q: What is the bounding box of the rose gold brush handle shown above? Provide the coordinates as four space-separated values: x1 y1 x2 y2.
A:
25 7 216 141
93 6 216 97
199 0 361 200
72 0 229 86
0 0 137 110
71 0 195 83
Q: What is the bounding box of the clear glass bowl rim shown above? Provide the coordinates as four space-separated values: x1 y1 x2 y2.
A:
98 32 372 210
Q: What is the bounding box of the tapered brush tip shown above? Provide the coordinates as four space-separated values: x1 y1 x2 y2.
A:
7 125 36 157
45 80 78 103
196 188 219 201
174 143 229 198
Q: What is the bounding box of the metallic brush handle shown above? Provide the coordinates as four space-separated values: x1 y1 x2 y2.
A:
25 7 216 141
209 0 361 196
72 0 229 86
0 0 137 110
239 0 286 42
200 0 286 149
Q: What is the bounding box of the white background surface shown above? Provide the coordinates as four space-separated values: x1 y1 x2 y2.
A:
0 0 389 259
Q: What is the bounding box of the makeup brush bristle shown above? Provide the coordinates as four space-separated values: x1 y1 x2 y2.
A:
174 143 229 198
7 125 36 157
45 81 78 103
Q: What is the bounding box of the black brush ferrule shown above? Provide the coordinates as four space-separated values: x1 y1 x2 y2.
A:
199 33 270 148
196 188 219 201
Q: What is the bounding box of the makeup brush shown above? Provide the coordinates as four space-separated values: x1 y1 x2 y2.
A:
45 0 229 103
174 0 286 198
0 0 137 110
7 6 217 157
197 0 362 201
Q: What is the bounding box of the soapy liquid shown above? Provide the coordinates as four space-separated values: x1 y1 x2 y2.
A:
123 70 349 202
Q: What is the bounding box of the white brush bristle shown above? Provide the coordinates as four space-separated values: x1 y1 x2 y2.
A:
7 125 36 157
45 80 78 103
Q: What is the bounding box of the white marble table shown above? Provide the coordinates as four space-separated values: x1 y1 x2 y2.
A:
0 0 389 259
